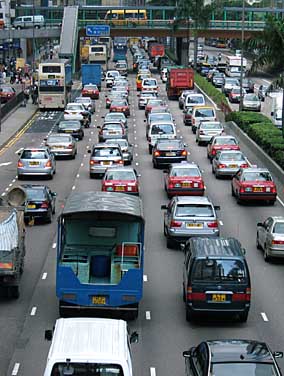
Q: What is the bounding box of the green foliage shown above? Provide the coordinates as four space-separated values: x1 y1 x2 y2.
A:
225 111 284 169
165 49 178 64
194 72 227 107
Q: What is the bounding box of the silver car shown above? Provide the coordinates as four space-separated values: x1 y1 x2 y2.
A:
75 96 96 113
105 138 133 165
243 93 261 112
97 122 127 142
138 91 157 109
17 147 56 180
212 150 250 178
88 143 124 178
257 216 284 261
161 196 220 248
222 78 240 96
45 134 77 159
196 121 224 145
103 112 128 128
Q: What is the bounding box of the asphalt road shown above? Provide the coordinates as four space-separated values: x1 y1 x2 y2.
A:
0 52 284 376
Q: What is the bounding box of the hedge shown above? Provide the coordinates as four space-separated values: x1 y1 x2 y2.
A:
194 72 227 108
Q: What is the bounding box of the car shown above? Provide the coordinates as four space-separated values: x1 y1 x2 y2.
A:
17 147 56 180
136 73 151 91
242 78 255 93
103 112 127 128
160 68 167 83
145 112 175 138
183 107 193 126
115 61 128 76
81 84 100 100
164 162 205 198
0 86 16 103
57 120 84 140
206 68 219 81
207 135 240 161
212 72 225 87
137 91 157 109
97 122 127 142
196 121 224 145
45 134 77 159
161 196 220 248
257 216 284 261
64 103 90 127
228 87 247 103
141 77 158 93
110 87 129 100
178 90 196 109
182 237 251 322
183 340 283 374
105 92 126 109
147 121 177 154
258 84 269 101
212 150 250 178
152 139 188 168
88 143 124 178
145 99 167 117
222 77 240 96
191 106 217 134
22 184 56 223
242 93 261 112
112 82 130 95
200 65 210 77
105 138 133 165
231 167 277 205
101 167 140 195
75 96 96 113
184 93 205 111
105 70 120 88
109 99 130 117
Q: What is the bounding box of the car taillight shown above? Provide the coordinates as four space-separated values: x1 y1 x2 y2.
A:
45 160 52 168
41 201 49 209
170 220 182 227
90 160 99 165
118 160 124 165
17 161 24 168
181 150 187 156
153 151 160 157
212 149 216 155
272 240 284 245
218 163 226 169
232 288 251 302
271 186 277 193
240 163 248 168
187 287 206 301
67 144 73 149
240 186 245 193
207 221 218 228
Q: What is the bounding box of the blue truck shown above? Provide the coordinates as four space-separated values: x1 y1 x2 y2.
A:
113 37 128 62
81 64 102 90
56 191 145 320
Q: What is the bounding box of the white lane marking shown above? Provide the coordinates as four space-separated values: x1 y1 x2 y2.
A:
135 153 138 157
89 138 92 142
15 148 23 154
42 272 47 280
150 367 156 376
1 192 6 197
30 306 37 316
11 363 20 375
0 162 12 167
134 130 137 134
177 129 180 133
143 274 148 282
134 137 137 140
12 179 16 183
146 311 151 320
133 124 136 127
52 242 56 249
84 154 87 157
219 220 223 226
134 144 138 148
5 187 9 191
81 163 84 167
91 131 94 135
72 185 76 190
135 162 139 166
277 196 284 207
9 183 13 187
261 312 269 322
76 174 80 178
86 145 90 149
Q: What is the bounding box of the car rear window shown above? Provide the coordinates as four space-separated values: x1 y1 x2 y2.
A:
195 109 215 117
106 171 135 180
243 171 272 181
143 79 157 86
215 137 237 145
192 259 246 282
175 204 214 217
103 124 123 131
220 152 244 161
171 168 201 177
66 105 82 111
150 114 172 122
84 85 97 90
59 121 80 129
151 124 174 135
187 96 204 104
48 136 71 143
21 151 49 159
201 122 222 130
93 148 121 157
157 141 181 149
26 188 46 200
212 363 276 375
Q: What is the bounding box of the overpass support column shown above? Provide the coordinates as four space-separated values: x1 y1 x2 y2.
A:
176 37 188 66
176 37 182 64
20 39 27 62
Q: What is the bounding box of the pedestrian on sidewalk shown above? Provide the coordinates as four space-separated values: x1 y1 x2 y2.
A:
31 83 38 105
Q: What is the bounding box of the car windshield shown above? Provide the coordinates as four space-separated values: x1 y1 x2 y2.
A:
66 105 82 111
175 204 214 217
48 136 71 143
84 85 97 90
93 148 121 157
201 122 222 130
192 259 246 282
25 188 46 200
245 94 258 101
151 124 174 135
220 152 244 161
21 150 49 159
59 122 80 129
111 100 127 106
171 168 201 177
215 138 237 145
195 109 214 117
273 222 284 233
106 171 136 180
212 362 277 375
243 171 272 181
187 96 204 104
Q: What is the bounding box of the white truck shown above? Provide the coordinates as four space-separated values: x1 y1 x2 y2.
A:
270 92 283 128
225 56 247 77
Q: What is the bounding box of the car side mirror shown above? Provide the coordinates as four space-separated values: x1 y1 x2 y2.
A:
273 351 283 358
271 111 274 116
184 143 187 147
52 192 57 197
161 204 167 210
87 149 91 153
97 126 101 129
242 248 246 255
163 169 168 173
130 331 139 344
257 222 264 227
45 329 53 341
183 350 191 358
214 205 220 210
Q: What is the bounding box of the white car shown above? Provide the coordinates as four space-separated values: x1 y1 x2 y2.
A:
105 70 120 88
141 78 158 93
75 97 96 113
64 103 88 124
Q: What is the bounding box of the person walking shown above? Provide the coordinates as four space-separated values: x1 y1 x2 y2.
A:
31 83 38 105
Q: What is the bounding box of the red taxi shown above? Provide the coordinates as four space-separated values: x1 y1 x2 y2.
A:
109 99 130 117
231 167 277 205
1 86 16 103
102 167 140 196
164 162 205 198
207 135 240 161
81 84 100 100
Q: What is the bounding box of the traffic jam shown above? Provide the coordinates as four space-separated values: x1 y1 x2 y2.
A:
2 36 284 375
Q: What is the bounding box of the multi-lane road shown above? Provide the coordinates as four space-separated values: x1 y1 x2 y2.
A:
0 49 284 375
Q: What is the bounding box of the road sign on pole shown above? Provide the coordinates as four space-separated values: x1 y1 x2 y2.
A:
86 25 110 37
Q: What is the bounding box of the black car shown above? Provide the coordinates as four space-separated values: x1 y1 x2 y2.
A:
22 184 56 223
57 120 84 140
182 237 251 322
152 139 188 168
183 340 283 376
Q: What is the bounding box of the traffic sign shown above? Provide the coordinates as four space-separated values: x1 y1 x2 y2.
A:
86 25 110 37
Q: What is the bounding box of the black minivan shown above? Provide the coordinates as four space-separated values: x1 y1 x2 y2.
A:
182 237 251 323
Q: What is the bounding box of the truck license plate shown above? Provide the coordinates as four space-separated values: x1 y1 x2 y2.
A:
92 296 106 305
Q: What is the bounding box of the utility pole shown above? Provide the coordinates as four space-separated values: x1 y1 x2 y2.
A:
239 0 245 111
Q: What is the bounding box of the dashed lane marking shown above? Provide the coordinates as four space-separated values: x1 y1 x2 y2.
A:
42 272 47 280
30 306 37 316
146 311 151 320
12 179 16 183
11 363 20 376
0 162 12 167
81 163 84 167
277 196 284 207
143 274 148 282
72 185 76 190
261 312 269 322
52 243 56 249
219 220 223 226
1 192 6 197
150 367 156 376
76 174 80 178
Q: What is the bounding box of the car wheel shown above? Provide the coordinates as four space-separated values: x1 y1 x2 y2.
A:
239 310 249 323
215 171 220 179
153 160 157 169
52 204 56 215
182 285 186 302
186 306 193 322
90 173 94 179
264 245 271 262
231 185 235 197
148 145 152 154
17 174 23 181
163 223 167 236
166 237 175 249
46 209 52 223
256 234 262 250
48 173 53 180
268 200 275 205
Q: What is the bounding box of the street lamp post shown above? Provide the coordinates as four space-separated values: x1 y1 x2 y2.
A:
32 0 35 74
239 0 245 111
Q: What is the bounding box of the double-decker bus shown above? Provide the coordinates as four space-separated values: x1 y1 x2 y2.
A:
89 44 108 72
38 59 72 110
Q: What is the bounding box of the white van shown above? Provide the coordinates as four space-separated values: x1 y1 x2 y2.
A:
43 317 138 376
184 93 205 111
147 121 177 154
13 15 45 29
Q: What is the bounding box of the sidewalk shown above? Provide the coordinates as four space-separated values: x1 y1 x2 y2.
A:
0 100 37 151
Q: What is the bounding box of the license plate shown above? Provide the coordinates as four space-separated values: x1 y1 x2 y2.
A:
65 130 73 133
186 223 203 228
115 186 125 191
92 296 106 305
72 112 77 115
253 187 263 192
108 131 117 135
166 152 176 157
29 162 39 166
55 145 64 148
182 182 191 187
102 161 111 165
229 164 238 168
212 294 226 302
27 204 36 209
